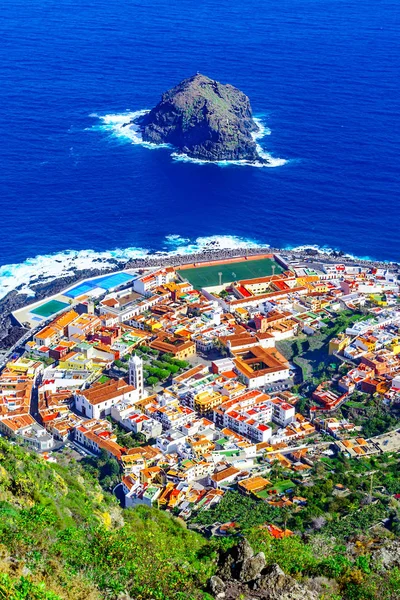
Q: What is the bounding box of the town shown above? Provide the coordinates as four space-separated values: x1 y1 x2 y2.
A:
1 251 400 536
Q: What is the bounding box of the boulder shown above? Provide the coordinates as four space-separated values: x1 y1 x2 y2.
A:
218 552 235 581
238 552 266 583
210 575 226 597
231 538 254 563
372 540 400 571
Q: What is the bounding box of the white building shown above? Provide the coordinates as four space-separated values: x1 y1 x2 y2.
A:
133 268 175 296
223 401 273 443
74 378 138 419
270 397 295 426
122 475 163 508
129 355 144 399
111 401 162 440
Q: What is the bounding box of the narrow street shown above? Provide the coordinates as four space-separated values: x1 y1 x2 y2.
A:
30 383 39 421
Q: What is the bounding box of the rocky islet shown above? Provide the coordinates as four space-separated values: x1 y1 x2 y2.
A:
133 74 268 163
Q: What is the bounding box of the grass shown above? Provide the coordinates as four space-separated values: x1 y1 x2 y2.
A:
267 480 295 494
256 489 272 499
179 258 284 290
345 400 367 409
31 300 69 318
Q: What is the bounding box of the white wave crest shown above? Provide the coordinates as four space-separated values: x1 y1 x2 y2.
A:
0 235 264 300
286 244 372 261
92 111 286 167
92 111 171 149
164 234 191 246
252 117 271 139
163 234 263 255
0 247 149 301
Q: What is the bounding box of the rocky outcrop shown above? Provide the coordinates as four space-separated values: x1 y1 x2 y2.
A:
209 539 319 600
134 74 267 163
239 552 266 583
372 540 400 571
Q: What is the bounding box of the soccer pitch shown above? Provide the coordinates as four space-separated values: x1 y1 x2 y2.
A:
179 258 284 290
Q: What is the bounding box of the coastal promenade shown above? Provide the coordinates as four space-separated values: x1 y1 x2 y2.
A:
124 246 400 272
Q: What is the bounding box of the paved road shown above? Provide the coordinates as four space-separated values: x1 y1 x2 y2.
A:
30 384 39 421
265 378 294 394
0 329 32 370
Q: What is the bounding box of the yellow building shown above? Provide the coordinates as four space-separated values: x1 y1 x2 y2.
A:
329 333 351 355
59 352 102 372
369 294 387 307
296 275 319 286
188 435 215 457
390 338 400 355
157 482 175 508
235 307 249 320
6 357 43 378
357 336 376 352
140 466 164 485
308 281 329 293
144 318 163 332
194 390 223 415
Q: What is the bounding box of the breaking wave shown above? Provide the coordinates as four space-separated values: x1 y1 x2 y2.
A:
0 235 263 301
286 244 373 262
0 247 149 301
162 234 263 255
91 112 287 167
1 234 387 302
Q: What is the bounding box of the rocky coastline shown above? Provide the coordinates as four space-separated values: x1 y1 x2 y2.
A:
0 245 398 350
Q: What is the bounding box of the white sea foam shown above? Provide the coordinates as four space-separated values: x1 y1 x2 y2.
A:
164 234 191 246
163 234 263 256
170 115 286 168
0 235 263 301
92 111 286 167
93 111 171 149
252 117 271 139
0 247 149 301
286 244 372 261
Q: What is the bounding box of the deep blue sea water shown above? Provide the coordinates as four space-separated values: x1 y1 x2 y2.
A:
0 0 399 297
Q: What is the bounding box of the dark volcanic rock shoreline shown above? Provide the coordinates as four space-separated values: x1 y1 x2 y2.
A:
133 73 266 163
0 266 124 350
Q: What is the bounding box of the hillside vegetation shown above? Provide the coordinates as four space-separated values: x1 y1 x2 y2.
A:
1 438 400 599
0 439 213 600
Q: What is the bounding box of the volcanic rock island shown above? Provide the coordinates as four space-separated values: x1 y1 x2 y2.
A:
132 74 269 163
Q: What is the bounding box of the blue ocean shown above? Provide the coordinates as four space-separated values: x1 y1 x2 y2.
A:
1 0 399 298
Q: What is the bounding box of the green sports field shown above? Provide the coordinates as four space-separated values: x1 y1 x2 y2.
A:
179 258 284 289
31 299 69 318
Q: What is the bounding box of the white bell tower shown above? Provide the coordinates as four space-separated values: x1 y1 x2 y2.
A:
129 355 144 399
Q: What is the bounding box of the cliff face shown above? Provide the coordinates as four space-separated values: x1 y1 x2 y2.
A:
134 74 265 162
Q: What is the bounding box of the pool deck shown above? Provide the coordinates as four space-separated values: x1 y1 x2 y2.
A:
12 269 138 328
